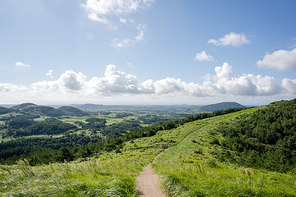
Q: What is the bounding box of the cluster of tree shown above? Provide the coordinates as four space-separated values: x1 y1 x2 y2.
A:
0 107 246 165
75 118 107 131
0 132 102 165
100 123 140 138
215 99 296 173
58 106 89 117
0 106 15 115
4 117 77 138
115 112 133 118
19 105 65 117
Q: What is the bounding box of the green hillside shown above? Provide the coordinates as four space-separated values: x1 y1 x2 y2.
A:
11 103 36 110
17 105 65 117
199 101 245 112
58 106 89 117
0 99 295 196
0 107 15 115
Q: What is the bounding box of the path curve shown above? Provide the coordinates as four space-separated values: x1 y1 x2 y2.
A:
136 149 168 197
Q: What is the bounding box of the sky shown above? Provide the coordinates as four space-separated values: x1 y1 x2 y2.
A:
1 0 296 106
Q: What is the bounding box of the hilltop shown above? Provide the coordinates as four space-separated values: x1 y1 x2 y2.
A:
198 101 245 112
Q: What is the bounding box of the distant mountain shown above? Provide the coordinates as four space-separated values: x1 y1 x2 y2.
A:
0 106 15 115
198 102 245 112
75 104 106 110
16 105 65 117
58 106 89 117
11 103 36 110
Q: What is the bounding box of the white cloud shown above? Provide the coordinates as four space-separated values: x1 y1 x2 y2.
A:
32 70 87 93
81 0 154 25
27 63 296 97
87 64 139 94
112 23 147 47
112 38 131 47
208 32 251 46
134 23 147 42
31 80 59 91
58 70 87 92
46 70 53 78
257 48 296 71
126 62 135 68
3 63 296 103
0 83 27 92
120 18 127 23
194 51 214 62
15 62 30 68
82 0 152 47
281 78 296 94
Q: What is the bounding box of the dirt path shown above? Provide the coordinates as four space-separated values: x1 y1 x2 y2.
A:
136 150 168 197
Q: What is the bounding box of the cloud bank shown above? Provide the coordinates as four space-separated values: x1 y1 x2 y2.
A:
0 63 291 103
208 32 250 47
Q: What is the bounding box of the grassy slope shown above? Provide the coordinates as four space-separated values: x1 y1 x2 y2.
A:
1 107 295 196
0 111 201 196
154 108 296 196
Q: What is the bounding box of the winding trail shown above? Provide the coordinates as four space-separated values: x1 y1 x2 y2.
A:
136 149 168 197
136 125 200 196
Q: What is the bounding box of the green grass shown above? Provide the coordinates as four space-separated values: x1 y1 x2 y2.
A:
153 108 296 196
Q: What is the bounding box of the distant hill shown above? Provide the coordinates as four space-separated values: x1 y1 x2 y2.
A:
11 103 36 110
198 102 245 112
0 106 15 115
17 105 65 117
76 104 106 110
58 106 89 117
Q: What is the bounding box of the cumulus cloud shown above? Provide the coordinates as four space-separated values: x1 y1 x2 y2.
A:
4 63 295 103
31 70 87 93
46 70 53 78
15 62 30 68
213 62 282 96
257 48 296 71
281 78 296 94
87 64 139 94
58 70 87 92
0 83 27 92
194 51 214 62
81 0 154 25
208 32 250 46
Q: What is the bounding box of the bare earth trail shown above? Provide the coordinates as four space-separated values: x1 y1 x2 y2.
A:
136 124 202 196
136 149 168 197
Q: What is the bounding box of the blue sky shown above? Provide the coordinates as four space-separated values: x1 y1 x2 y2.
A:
1 0 296 105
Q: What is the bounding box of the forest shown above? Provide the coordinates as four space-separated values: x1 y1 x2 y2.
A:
215 99 296 172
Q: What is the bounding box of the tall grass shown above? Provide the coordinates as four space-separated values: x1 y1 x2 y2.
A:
154 108 296 196
0 146 161 196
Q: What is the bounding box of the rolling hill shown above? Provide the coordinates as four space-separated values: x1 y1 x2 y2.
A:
198 101 245 112
58 106 89 117
0 106 15 115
